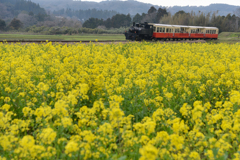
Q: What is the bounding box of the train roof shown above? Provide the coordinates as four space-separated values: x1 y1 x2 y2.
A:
149 23 218 29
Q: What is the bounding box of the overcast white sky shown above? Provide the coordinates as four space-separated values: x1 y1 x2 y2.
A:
84 0 240 7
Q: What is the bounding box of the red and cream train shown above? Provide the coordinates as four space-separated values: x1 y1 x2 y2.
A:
124 22 218 41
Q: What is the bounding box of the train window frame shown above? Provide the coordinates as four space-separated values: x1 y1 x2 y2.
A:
163 28 165 32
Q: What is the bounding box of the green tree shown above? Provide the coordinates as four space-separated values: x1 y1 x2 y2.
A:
29 11 34 16
155 8 168 22
148 6 157 14
0 19 6 30
35 13 46 21
133 13 143 23
9 18 22 30
83 18 103 29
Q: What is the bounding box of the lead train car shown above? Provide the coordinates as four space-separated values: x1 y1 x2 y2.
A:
124 22 218 41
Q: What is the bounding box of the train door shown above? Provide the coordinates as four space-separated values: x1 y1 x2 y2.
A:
149 25 153 37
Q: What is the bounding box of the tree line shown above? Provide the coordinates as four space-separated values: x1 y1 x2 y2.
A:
160 10 239 33
82 7 168 29
82 6 240 33
82 14 131 29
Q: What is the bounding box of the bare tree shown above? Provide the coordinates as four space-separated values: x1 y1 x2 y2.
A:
235 8 240 31
17 13 37 28
36 16 82 28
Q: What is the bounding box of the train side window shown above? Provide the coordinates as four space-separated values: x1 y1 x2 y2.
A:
157 27 159 32
163 28 165 32
153 27 156 32
160 27 162 32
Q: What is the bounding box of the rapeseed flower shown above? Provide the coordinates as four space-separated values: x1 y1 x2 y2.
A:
0 42 240 159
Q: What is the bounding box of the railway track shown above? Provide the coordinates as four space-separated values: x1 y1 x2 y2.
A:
0 39 207 44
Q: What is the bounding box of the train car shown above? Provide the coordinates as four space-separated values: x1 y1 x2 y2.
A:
124 22 218 41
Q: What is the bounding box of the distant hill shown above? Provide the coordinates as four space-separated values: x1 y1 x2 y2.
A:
30 0 160 15
0 0 46 15
0 0 46 20
30 0 240 16
168 4 240 16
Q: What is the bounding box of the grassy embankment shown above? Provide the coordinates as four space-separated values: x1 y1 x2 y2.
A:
209 32 240 43
0 34 126 41
0 32 239 42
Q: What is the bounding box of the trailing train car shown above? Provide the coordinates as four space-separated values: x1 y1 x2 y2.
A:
124 22 218 41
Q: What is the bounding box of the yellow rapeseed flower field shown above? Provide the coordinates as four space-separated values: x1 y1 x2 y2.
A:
1 41 240 159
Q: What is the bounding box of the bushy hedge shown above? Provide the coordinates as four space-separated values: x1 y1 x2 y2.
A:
25 26 127 34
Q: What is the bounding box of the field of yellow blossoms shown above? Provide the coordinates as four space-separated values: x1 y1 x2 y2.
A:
1 41 240 160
